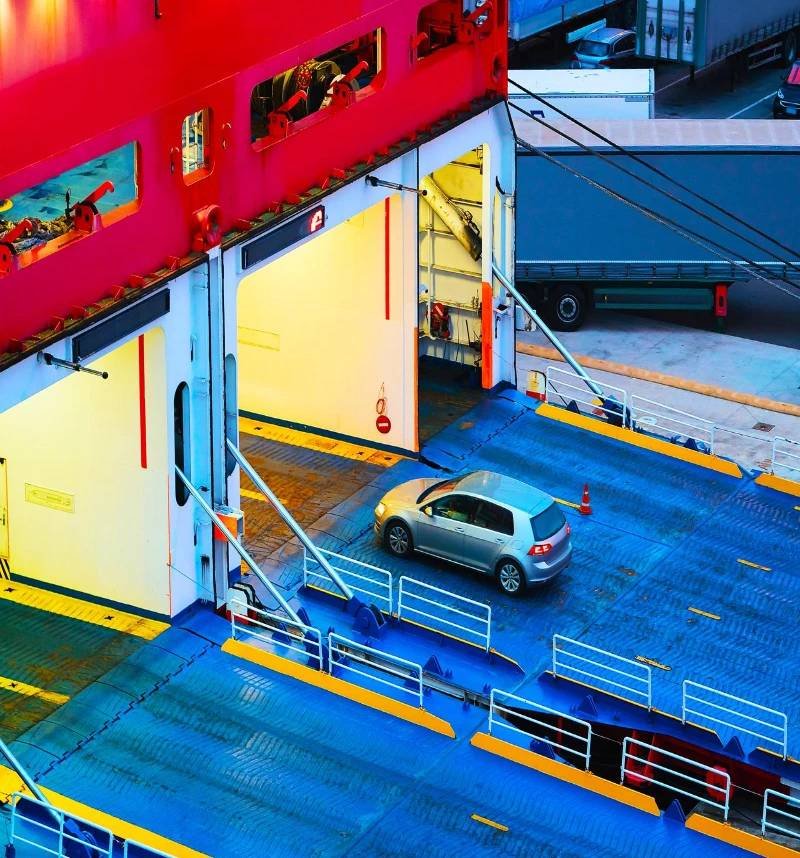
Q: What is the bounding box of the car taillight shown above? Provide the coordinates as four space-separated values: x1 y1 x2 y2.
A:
528 543 552 556
566 523 571 536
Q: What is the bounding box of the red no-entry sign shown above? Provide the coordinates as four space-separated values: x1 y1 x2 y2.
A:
376 415 392 434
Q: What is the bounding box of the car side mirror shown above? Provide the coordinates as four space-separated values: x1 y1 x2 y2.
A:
423 505 433 517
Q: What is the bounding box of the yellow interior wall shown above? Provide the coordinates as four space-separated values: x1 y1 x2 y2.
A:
0 330 170 615
238 195 411 448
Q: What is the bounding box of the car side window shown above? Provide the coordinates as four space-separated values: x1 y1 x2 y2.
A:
473 501 514 535
616 34 635 53
431 494 477 523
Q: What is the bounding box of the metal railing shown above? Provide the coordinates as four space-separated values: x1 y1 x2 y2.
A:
328 633 424 707
545 365 627 425
762 789 800 841
304 548 393 614
397 576 492 652
772 436 800 482
489 689 592 769
622 738 731 819
630 394 715 452
553 635 652 710
229 597 324 670
10 794 113 857
682 681 788 759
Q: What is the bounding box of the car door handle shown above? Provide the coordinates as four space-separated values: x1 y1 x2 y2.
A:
454 526 465 533
495 537 505 543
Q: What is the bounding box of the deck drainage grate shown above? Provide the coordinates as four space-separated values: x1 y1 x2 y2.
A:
753 422 774 432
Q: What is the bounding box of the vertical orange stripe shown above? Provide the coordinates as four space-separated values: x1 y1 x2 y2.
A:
481 282 493 389
138 334 147 469
384 197 391 320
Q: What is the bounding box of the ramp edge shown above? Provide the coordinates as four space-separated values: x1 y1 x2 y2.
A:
536 402 743 478
686 811 799 858
222 638 456 738
755 473 800 498
470 732 660 817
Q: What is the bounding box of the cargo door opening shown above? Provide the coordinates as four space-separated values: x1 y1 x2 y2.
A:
234 194 415 577
418 145 488 444
0 329 170 616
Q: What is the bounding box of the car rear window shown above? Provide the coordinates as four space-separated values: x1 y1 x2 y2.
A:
578 39 610 57
531 502 566 541
417 477 460 504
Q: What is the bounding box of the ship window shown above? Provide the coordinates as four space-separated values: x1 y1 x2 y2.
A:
416 1 462 58
182 108 211 181
0 142 139 264
174 382 191 506
250 28 384 146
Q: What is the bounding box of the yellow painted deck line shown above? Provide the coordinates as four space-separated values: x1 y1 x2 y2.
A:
0 765 208 857
687 812 798 857
554 496 581 509
0 581 168 640
238 417 405 467
635 656 671 672
689 606 721 621
240 487 268 503
0 675 69 706
518 343 800 418
471 813 509 832
537 403 743 479
737 558 772 572
222 638 456 738
756 473 800 498
471 732 660 816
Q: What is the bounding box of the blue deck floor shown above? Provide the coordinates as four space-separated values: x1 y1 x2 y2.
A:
6 389 798 855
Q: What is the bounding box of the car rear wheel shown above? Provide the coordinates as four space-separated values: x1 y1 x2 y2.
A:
385 520 413 558
549 285 587 331
496 559 526 596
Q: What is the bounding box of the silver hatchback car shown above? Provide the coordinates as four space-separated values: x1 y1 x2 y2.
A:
374 470 572 595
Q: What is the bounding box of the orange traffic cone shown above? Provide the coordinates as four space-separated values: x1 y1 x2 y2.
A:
579 483 592 516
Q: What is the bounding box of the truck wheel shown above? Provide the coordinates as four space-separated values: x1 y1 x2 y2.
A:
549 285 587 331
784 31 798 65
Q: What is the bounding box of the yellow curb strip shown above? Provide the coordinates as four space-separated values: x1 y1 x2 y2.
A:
755 473 800 498
688 607 721 621
0 582 168 640
687 812 798 857
0 675 69 706
470 732 660 816
0 765 207 857
471 813 509 832
222 638 456 738
737 558 772 572
518 343 800 418
537 403 742 479
635 656 671 671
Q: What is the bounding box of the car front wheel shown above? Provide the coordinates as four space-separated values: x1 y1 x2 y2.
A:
496 559 526 596
384 520 413 558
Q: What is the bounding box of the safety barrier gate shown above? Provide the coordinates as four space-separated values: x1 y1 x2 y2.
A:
552 635 653 710
229 598 324 669
489 688 592 769
682 680 788 759
621 738 732 820
10 793 176 857
543 366 800 476
398 576 492 652
304 548 393 614
762 789 800 840
328 633 424 707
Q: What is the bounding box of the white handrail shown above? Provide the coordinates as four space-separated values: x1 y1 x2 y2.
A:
762 788 800 839
304 548 393 613
229 597 323 669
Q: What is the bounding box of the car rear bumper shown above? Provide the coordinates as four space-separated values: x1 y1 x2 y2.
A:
524 542 573 584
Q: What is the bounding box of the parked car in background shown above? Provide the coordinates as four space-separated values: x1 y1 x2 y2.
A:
774 61 800 117
571 28 637 68
374 470 572 596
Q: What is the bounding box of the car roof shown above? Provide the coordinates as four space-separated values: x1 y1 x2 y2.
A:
455 470 553 515
581 27 632 44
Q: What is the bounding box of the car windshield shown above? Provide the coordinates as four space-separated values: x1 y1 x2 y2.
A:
531 502 566 541
417 477 461 504
577 39 610 57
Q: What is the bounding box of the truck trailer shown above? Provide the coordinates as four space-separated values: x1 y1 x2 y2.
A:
510 0 635 52
514 117 800 330
637 0 800 76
